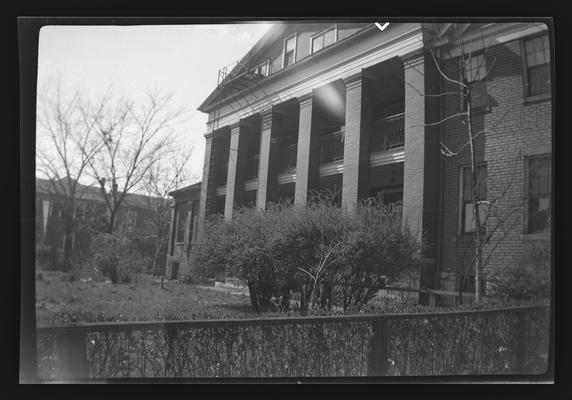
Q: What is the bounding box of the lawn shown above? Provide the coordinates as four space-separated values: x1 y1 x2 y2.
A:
35 270 253 324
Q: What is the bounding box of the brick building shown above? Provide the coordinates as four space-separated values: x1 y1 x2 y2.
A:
36 177 163 267
195 22 552 300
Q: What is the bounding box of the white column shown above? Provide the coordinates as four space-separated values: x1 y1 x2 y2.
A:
402 52 426 243
342 72 373 212
257 110 274 210
294 93 315 205
224 123 242 219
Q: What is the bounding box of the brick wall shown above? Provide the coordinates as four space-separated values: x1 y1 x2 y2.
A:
438 36 552 291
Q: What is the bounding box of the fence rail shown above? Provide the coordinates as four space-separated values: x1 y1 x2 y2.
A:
36 304 550 379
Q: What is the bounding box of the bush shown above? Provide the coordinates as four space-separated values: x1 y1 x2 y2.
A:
195 194 422 314
88 233 150 284
36 245 62 271
488 237 550 302
334 200 423 310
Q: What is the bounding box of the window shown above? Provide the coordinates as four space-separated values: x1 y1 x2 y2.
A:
126 209 137 231
523 35 551 97
253 60 269 77
283 35 296 68
311 26 336 54
527 156 551 233
461 54 488 109
188 200 200 245
175 202 190 243
460 165 488 234
50 201 64 217
75 202 87 219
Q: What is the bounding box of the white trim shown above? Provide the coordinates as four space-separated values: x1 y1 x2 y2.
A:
320 160 344 177
277 171 296 185
369 148 405 167
206 26 424 131
310 25 338 54
215 185 226 196
282 33 297 69
244 178 258 192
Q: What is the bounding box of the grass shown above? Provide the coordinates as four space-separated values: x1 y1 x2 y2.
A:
35 270 253 324
35 269 543 325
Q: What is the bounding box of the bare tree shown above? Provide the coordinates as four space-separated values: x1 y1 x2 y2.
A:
139 147 194 277
36 81 108 270
86 90 185 234
414 23 526 304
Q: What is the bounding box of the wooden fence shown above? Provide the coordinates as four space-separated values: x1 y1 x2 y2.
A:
36 304 550 379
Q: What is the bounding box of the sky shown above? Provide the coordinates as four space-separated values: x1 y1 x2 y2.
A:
37 23 273 186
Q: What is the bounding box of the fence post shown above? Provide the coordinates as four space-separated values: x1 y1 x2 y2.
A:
56 331 89 380
514 309 527 373
367 318 389 376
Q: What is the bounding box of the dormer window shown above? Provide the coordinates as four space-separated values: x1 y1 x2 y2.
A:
311 26 337 54
283 34 297 68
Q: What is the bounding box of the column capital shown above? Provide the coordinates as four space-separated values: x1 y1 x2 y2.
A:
343 70 376 88
261 110 274 131
230 121 241 133
401 50 425 68
298 92 314 109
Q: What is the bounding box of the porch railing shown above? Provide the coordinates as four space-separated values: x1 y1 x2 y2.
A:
36 304 550 379
320 129 345 164
371 113 405 152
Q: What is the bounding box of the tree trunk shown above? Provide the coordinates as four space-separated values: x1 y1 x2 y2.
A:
106 211 116 234
466 88 482 304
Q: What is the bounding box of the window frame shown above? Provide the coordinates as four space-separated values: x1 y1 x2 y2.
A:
175 202 190 244
521 33 551 102
310 25 338 54
525 154 551 235
282 33 298 69
125 208 137 232
458 163 488 235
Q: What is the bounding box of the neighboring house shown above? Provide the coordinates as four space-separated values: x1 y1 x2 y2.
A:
164 182 201 280
36 177 162 264
196 22 552 301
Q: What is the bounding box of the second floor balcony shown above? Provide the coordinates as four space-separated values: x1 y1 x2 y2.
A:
371 113 405 153
320 129 345 164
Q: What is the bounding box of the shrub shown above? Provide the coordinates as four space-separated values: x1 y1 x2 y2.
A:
36 245 62 271
488 237 550 302
333 200 423 310
88 233 150 284
195 194 423 314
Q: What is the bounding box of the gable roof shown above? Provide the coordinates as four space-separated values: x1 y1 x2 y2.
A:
36 177 164 209
197 22 375 114
168 181 202 197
